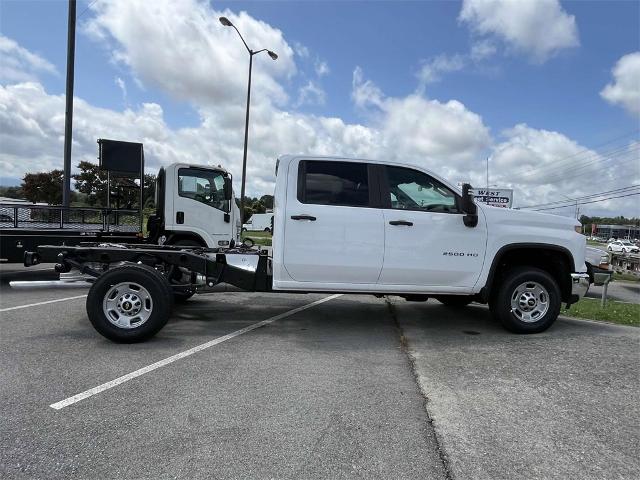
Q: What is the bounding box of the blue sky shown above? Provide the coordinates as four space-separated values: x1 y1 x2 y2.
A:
0 0 638 216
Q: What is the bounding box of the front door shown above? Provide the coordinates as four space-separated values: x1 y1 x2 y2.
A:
378 165 487 288
282 159 384 284
173 167 230 246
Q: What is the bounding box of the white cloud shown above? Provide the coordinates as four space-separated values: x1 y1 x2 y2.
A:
417 54 466 88
83 0 296 108
114 76 128 105
314 59 330 77
293 42 309 59
295 81 326 107
351 66 385 109
459 0 579 63
600 52 640 116
470 39 497 62
0 35 57 83
352 68 492 180
490 124 640 215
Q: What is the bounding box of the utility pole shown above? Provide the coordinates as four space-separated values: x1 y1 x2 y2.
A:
62 0 76 207
486 156 490 190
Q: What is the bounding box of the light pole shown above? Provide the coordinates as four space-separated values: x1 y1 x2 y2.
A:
219 16 277 224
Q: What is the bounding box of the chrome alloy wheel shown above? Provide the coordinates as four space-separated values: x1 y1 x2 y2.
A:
103 282 153 329
510 281 550 323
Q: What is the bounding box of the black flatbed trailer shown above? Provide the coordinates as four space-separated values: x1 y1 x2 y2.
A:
0 204 143 263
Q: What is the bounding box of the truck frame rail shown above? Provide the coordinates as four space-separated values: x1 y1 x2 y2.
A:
24 243 272 293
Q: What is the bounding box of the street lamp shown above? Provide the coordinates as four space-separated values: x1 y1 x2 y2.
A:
219 16 278 225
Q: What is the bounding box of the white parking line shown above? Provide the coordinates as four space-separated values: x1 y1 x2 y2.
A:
0 294 88 312
50 294 342 410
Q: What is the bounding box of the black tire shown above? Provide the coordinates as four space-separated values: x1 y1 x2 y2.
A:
490 267 561 334
264 227 271 233
86 264 173 343
435 295 473 307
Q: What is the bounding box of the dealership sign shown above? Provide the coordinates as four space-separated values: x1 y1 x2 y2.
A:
474 188 513 208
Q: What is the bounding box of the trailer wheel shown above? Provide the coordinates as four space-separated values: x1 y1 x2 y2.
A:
86 264 173 343
435 295 473 307
490 267 561 334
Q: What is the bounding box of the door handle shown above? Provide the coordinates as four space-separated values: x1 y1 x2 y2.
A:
176 211 184 224
389 220 413 226
291 215 316 221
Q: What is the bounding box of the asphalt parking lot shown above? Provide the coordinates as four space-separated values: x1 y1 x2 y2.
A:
1 269 639 479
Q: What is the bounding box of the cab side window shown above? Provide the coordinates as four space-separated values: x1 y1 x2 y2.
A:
178 168 229 212
385 166 459 213
298 161 370 207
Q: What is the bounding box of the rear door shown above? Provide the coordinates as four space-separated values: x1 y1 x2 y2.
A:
282 159 384 284
378 165 487 288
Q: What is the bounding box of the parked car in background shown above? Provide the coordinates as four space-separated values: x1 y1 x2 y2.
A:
607 240 640 254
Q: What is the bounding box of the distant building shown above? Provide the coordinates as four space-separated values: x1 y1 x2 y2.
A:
594 224 640 240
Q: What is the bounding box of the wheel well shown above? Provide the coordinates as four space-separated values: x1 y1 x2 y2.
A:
485 247 573 302
165 232 207 247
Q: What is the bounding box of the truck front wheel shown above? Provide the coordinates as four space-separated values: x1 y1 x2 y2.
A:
86 264 173 343
490 267 561 334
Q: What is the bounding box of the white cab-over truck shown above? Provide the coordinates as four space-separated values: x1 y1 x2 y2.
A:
149 163 241 248
1 162 240 262
24 155 590 342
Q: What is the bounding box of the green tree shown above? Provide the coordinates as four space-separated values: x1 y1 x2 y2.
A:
73 161 156 209
260 194 274 209
73 161 108 206
21 170 64 204
0 185 24 199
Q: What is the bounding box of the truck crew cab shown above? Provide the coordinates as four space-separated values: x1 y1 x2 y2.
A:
25 155 590 342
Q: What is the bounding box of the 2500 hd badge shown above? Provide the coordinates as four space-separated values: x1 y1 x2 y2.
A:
443 251 479 257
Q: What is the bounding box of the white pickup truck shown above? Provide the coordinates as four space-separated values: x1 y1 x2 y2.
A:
25 155 590 342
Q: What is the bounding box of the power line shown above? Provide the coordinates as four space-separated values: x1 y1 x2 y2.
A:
520 185 640 209
504 129 639 178
534 192 640 211
520 142 639 179
77 0 98 19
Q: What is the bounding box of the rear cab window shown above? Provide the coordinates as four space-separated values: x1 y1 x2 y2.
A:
297 160 371 207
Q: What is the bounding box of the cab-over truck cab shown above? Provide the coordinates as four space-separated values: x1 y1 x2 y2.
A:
147 163 240 248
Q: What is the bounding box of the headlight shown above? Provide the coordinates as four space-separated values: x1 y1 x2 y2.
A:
574 225 582 233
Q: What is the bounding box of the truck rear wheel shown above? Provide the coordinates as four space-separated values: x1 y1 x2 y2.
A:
435 295 473 307
490 267 561 334
86 264 173 343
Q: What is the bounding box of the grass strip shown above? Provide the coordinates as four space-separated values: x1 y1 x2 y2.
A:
563 297 639 327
